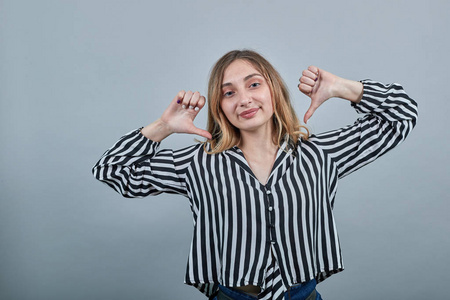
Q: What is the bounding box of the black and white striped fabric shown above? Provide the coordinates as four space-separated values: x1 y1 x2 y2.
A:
93 80 418 299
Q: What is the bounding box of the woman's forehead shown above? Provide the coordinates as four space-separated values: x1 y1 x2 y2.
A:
222 59 262 84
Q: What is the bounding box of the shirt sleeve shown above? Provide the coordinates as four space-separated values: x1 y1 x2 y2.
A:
92 128 201 198
309 80 418 179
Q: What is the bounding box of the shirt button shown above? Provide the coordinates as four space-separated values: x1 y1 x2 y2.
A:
268 207 273 211
266 190 271 195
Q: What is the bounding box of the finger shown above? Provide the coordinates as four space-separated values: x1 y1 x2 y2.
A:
188 91 201 110
299 75 315 87
181 91 193 108
298 83 313 95
175 90 186 104
307 65 319 76
301 69 318 81
196 96 206 111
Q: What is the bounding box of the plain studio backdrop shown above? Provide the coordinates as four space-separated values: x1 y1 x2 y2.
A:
1 0 448 299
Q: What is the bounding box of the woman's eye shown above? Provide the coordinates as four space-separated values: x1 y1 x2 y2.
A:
250 82 260 88
223 91 234 97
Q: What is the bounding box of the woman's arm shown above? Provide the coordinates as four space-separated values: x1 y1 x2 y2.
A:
92 90 211 197
299 66 418 178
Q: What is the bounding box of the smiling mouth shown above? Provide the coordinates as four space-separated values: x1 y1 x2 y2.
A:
239 108 259 119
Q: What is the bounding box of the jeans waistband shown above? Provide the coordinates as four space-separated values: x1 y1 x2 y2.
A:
216 279 318 300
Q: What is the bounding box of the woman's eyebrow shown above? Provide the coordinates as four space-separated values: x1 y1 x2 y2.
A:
221 73 263 88
244 73 263 81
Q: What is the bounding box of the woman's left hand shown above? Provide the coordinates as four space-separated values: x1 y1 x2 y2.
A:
298 66 339 124
298 66 364 123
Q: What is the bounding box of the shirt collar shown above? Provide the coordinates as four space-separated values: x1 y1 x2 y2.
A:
225 135 297 186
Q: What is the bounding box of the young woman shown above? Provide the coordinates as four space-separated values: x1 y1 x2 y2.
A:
92 50 418 300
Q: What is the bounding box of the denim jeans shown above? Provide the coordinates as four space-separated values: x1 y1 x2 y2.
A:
213 279 322 300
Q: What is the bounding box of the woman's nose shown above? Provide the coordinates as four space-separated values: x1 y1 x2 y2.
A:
238 92 252 106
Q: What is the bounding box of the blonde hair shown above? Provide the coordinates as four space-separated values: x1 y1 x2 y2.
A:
204 49 309 154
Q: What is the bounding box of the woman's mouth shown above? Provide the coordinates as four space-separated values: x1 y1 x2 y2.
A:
239 108 259 119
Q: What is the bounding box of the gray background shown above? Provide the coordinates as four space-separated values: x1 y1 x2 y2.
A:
1 0 449 299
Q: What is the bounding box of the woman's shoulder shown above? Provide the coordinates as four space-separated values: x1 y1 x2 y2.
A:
169 142 204 156
296 135 332 158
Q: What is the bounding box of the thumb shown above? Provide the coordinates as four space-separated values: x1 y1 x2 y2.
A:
303 104 318 124
192 126 212 140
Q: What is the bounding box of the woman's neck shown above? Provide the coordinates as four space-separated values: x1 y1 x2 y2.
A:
237 126 278 155
237 128 279 185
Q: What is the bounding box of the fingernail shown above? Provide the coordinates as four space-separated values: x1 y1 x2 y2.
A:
194 107 199 111
189 105 194 109
177 99 181 104
314 77 318 82
182 105 186 109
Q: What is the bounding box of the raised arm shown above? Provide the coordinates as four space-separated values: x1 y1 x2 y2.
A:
92 91 210 197
299 66 418 178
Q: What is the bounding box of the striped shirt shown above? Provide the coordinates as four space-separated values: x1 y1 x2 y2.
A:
92 80 418 299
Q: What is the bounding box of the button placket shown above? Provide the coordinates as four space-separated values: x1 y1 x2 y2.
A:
265 186 276 245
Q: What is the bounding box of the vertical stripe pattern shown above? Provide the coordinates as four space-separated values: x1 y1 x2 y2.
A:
92 80 418 299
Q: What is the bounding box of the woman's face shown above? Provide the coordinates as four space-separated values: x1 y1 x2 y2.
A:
220 59 274 135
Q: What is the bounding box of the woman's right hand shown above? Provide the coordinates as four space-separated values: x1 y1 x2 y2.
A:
141 91 212 141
